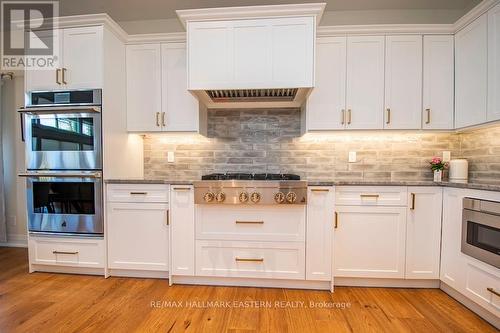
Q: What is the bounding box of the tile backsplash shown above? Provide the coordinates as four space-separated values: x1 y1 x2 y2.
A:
143 108 500 183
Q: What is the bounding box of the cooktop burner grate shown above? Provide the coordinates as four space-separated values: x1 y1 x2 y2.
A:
201 173 300 181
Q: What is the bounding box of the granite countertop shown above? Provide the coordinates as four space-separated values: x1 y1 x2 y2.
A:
105 179 500 192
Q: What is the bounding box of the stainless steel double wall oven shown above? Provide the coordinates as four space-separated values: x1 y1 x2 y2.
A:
19 89 104 236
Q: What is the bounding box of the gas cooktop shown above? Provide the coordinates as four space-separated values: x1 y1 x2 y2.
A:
201 173 300 181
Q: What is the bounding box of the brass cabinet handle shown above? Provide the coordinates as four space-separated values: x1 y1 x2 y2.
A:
311 189 330 192
487 287 500 297
235 220 264 224
155 112 160 127
130 191 148 195
235 257 264 262
161 112 166 127
341 109 345 125
425 108 431 124
334 211 338 229
173 187 191 191
53 250 78 255
62 68 67 84
410 193 416 210
347 109 352 125
386 108 391 124
166 209 169 226
360 194 380 198
56 68 61 84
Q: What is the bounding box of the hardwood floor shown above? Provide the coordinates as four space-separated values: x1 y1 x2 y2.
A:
0 247 496 333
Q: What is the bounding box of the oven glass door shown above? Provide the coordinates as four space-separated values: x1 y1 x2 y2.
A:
462 209 500 268
27 175 103 235
24 112 102 170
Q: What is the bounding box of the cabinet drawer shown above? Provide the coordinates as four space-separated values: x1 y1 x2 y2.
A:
196 205 305 242
107 184 169 203
335 186 408 206
464 261 500 316
29 236 105 268
196 240 305 280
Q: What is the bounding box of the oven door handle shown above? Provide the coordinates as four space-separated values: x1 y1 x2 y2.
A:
17 105 101 114
18 172 102 179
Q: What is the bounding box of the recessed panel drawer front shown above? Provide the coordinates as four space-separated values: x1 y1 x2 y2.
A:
107 184 169 203
29 236 105 268
335 186 408 206
464 262 500 316
196 205 306 241
195 240 305 280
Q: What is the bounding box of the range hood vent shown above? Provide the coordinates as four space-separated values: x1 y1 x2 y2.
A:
206 89 298 103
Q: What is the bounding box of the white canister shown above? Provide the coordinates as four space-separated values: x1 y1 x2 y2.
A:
449 159 468 183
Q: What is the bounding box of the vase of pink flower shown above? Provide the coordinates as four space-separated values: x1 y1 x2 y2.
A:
430 157 448 182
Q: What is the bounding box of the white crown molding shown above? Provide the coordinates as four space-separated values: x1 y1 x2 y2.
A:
453 0 500 32
176 3 326 28
127 32 186 44
56 13 128 42
317 24 455 36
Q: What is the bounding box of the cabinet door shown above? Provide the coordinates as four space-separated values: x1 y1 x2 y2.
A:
455 14 488 128
406 187 443 279
62 26 103 89
306 37 347 130
488 3 500 121
346 36 385 129
334 206 406 278
161 43 200 132
126 44 162 132
384 35 422 129
422 35 455 129
306 187 334 281
170 186 195 276
25 29 62 91
107 202 169 271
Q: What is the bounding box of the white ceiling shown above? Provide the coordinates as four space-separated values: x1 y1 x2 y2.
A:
59 0 481 22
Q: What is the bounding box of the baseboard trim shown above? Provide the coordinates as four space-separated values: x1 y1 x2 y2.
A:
440 282 500 330
31 264 105 276
108 269 169 279
171 275 331 290
0 234 28 248
334 277 440 288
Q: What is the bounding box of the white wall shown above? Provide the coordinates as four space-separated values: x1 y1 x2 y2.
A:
1 75 27 246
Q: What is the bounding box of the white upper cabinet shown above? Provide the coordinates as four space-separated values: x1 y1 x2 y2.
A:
345 36 385 129
126 44 162 132
187 17 314 89
384 35 422 129
26 26 102 91
488 2 500 121
422 35 455 129
304 37 347 131
455 14 488 128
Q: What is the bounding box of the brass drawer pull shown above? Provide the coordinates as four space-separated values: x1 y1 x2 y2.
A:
487 287 500 297
161 112 166 127
235 257 264 262
156 112 160 127
360 194 380 198
130 192 148 195
386 108 391 124
53 251 78 255
62 68 67 84
56 68 61 84
410 193 416 210
173 187 191 191
235 220 264 224
425 108 431 124
311 189 330 192
341 109 345 125
334 211 338 229
166 209 170 226
347 109 352 125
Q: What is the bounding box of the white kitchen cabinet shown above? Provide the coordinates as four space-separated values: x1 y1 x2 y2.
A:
345 36 385 129
25 26 103 91
384 35 422 129
126 44 162 132
161 43 202 132
304 37 347 131
170 186 195 276
187 17 314 89
488 2 500 122
107 202 169 271
455 14 488 128
334 205 407 279
422 35 455 129
306 187 334 281
405 187 442 279
464 261 500 317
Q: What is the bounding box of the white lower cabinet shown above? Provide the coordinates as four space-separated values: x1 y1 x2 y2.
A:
464 262 500 316
306 187 334 281
170 186 195 276
334 205 407 278
405 187 443 279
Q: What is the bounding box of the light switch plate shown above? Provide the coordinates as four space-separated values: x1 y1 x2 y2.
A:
348 151 357 163
443 151 451 162
167 151 175 163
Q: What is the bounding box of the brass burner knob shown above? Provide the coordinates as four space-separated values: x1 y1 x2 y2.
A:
203 192 215 203
250 192 261 203
286 192 297 204
239 191 249 203
274 192 285 204
215 192 226 203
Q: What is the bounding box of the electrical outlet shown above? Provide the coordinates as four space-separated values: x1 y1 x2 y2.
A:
348 151 357 163
167 151 175 163
443 151 451 162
